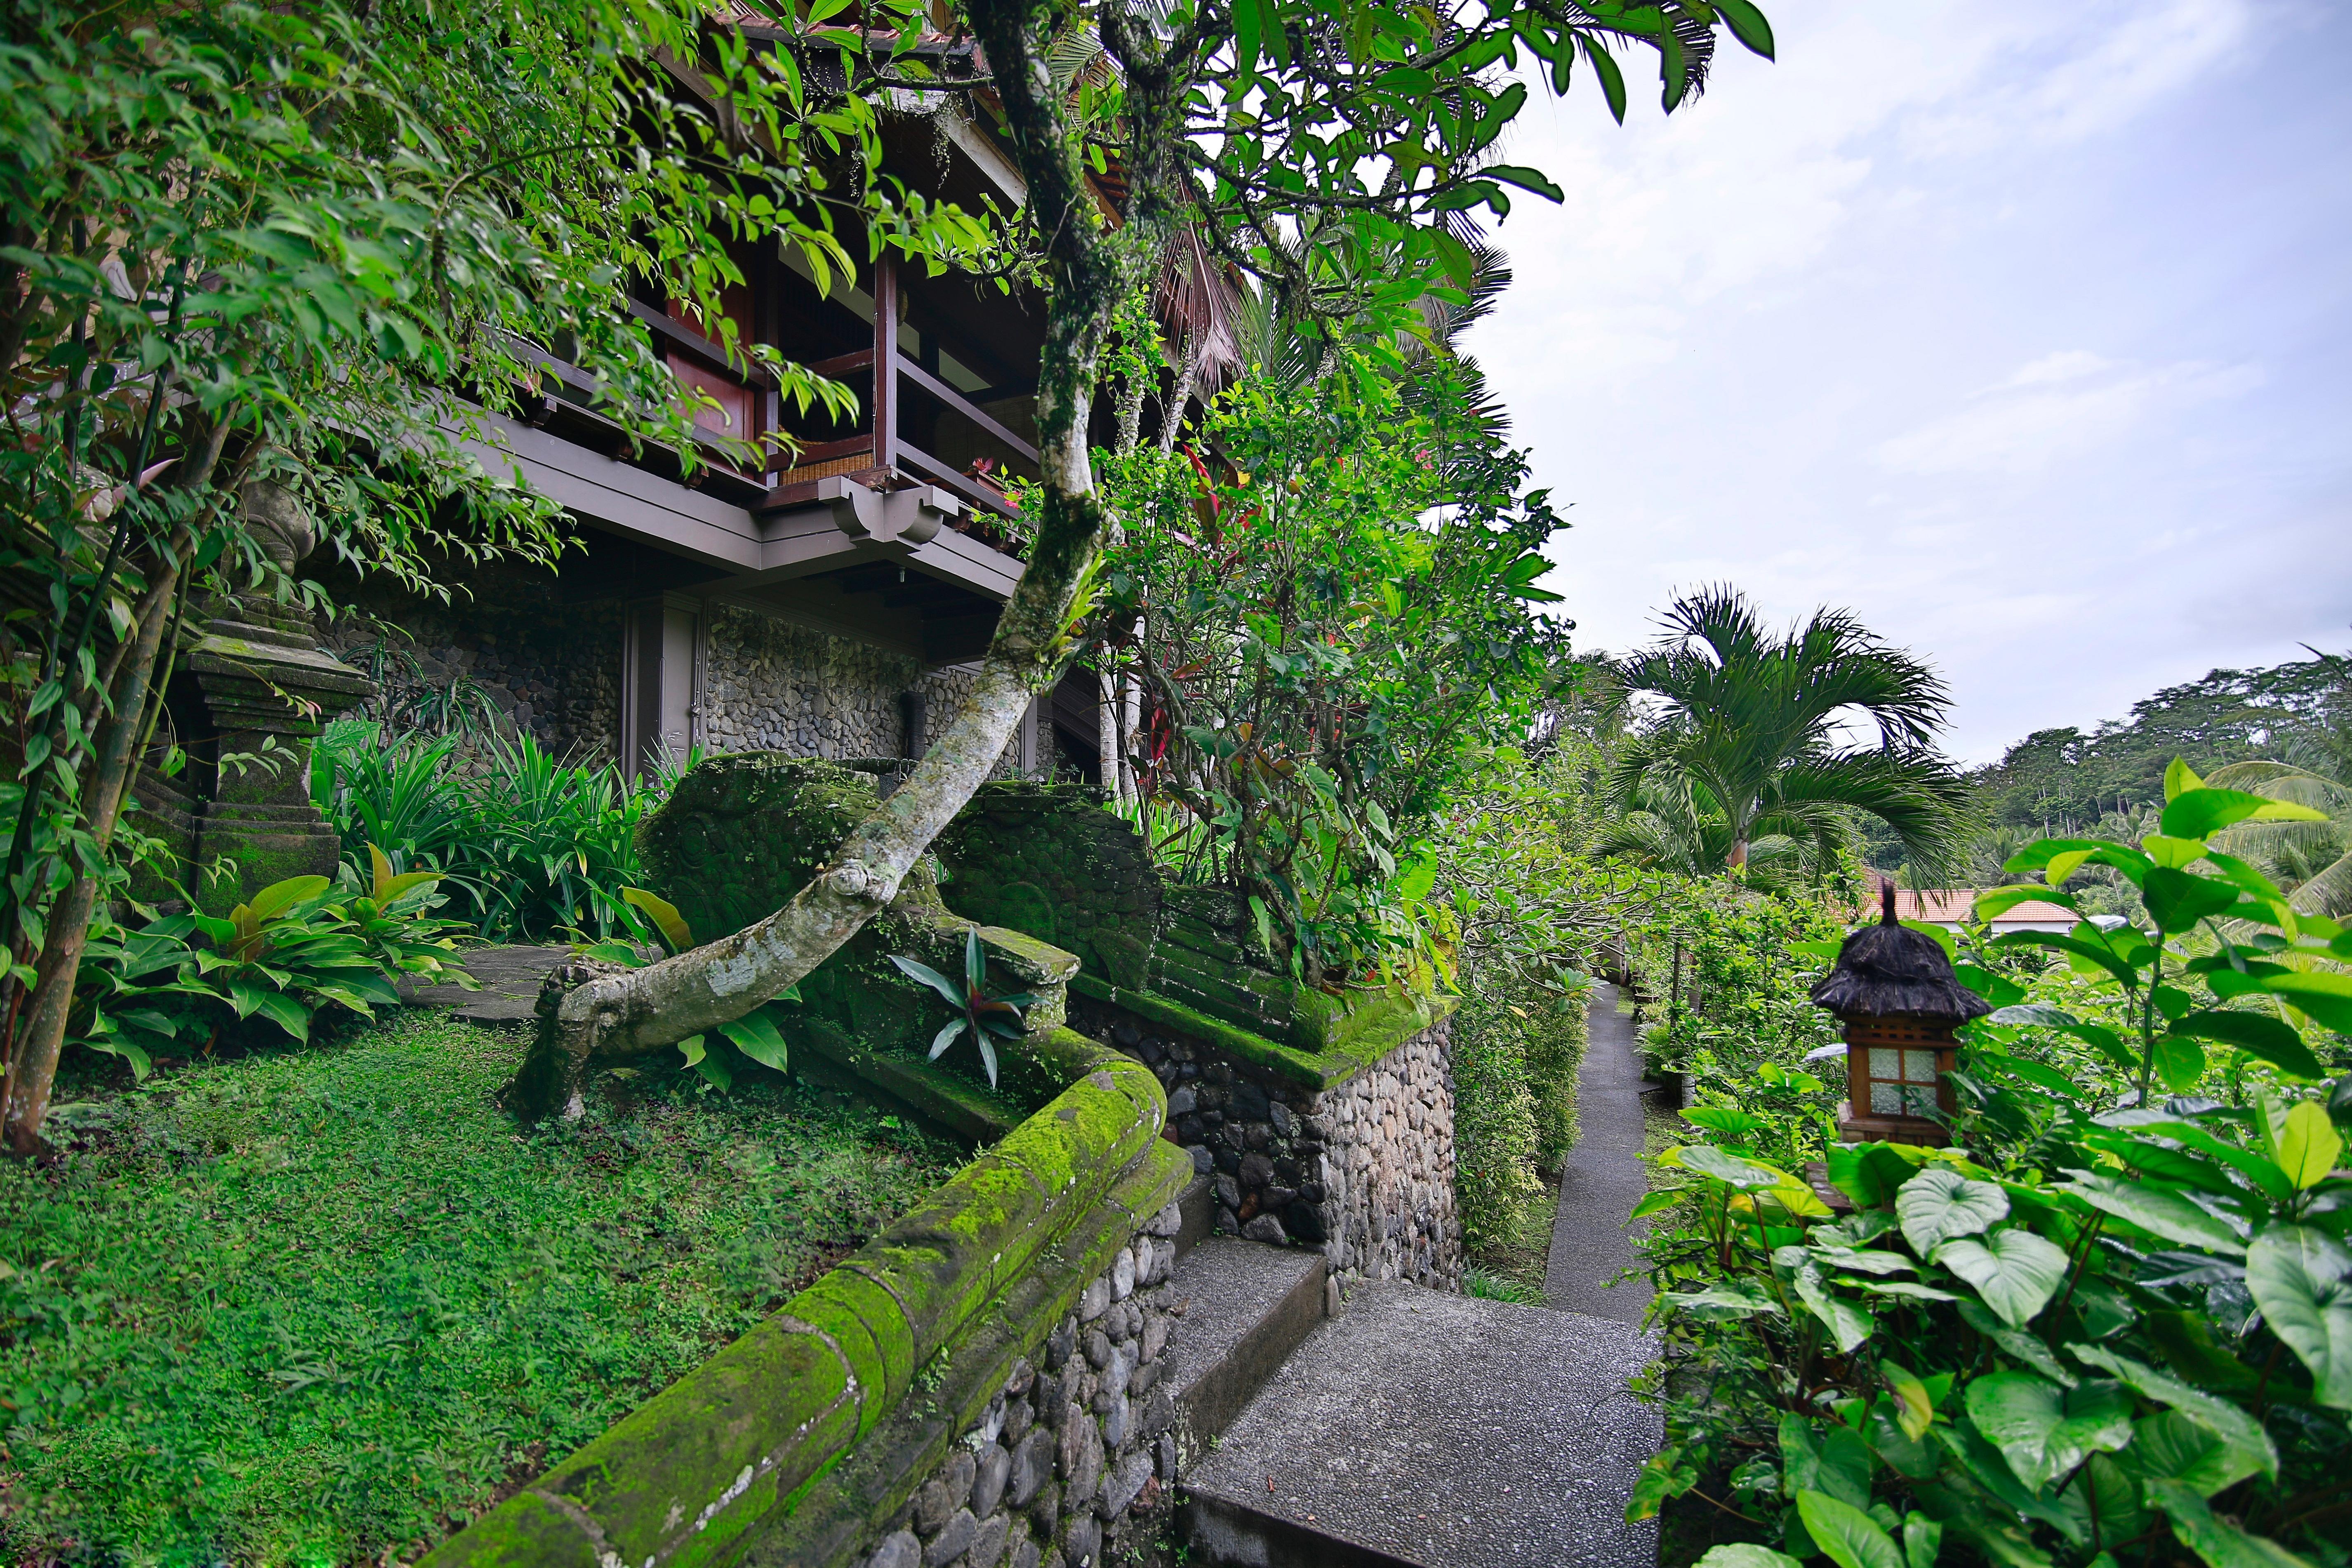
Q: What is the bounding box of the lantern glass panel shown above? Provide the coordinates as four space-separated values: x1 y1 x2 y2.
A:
1871 1082 1937 1116
1869 1048 1900 1078
1903 1049 1937 1080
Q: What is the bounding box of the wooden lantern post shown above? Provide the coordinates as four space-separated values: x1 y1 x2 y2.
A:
1809 883 1991 1147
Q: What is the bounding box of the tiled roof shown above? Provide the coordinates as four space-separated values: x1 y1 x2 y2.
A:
1855 888 2077 927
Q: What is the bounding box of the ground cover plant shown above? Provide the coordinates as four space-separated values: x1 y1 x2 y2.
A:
0 1009 961 1563
1630 767 2352 1568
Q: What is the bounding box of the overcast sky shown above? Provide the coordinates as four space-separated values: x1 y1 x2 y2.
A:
1462 0 2352 765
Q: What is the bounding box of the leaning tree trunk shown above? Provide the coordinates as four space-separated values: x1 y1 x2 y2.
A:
506 0 1183 1119
2 542 185 1152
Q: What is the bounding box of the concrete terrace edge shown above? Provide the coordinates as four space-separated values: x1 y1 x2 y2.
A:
1070 973 1457 1092
421 1025 1175 1568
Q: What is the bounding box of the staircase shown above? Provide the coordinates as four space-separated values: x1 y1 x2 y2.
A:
1160 981 1662 1568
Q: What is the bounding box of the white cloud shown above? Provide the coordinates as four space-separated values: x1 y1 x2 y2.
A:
1874 356 2263 476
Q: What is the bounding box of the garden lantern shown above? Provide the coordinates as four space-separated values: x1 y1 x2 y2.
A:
1809 883 1990 1146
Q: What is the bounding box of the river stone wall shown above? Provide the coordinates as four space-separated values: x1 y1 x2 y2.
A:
1090 1008 1462 1290
859 1207 1186 1568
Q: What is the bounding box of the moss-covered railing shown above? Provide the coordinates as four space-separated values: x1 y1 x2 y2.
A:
423 1025 1191 1568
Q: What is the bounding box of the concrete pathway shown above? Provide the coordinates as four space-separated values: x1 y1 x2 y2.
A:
1183 1281 1662 1567
1545 982 1654 1324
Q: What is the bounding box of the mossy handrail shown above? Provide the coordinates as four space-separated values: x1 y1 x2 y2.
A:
422 1026 1170 1568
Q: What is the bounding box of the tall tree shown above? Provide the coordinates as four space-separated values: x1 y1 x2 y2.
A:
1606 586 1971 877
507 0 1781 1114
0 0 975 1151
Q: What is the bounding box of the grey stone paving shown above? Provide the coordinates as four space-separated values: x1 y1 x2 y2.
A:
400 944 569 1024
1545 982 1655 1324
1184 1281 1661 1567
1159 1237 1330 1444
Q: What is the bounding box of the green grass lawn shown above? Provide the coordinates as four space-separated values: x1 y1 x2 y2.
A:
0 1010 965 1566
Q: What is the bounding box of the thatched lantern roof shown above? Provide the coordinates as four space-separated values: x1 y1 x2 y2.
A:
1810 884 1992 1023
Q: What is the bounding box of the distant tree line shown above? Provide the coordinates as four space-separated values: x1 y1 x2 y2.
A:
1972 645 2349 834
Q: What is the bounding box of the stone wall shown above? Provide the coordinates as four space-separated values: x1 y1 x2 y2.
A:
318 564 622 758
702 604 919 756
858 1208 1185 1568
1087 1006 1462 1292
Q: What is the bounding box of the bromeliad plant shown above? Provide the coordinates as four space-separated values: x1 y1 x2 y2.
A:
890 930 1038 1091
1633 766 2351 1568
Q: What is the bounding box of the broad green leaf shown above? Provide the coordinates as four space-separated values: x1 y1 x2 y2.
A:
1883 1364 1933 1441
1987 1003 2080 1029
622 886 696 951
1934 1229 2069 1328
1898 1167 2011 1256
2243 1225 2352 1407
1695 1549 1803 1568
1629 1189 1685 1221
1853 1279 1962 1304
1671 1143 1787 1190
2164 758 2204 801
1813 1246 1917 1276
716 1009 790 1074
2055 1170 2246 1255
2062 1455 2146 1548
1780 1415 1872 1510
2151 1030 2207 1094
2115 1411 2263 1498
245 875 331 922
2168 1011 2326 1081
1829 1142 1931 1208
2142 1479 2315 1568
2142 868 2239 935
1682 1106 1764 1137
1901 1513 1942 1568
1796 1490 1904 1568
2208 969 2352 1033
1663 1282 1785 1320
1963 1373 2132 1492
2069 1345 2277 1479
1626 1447 1698 1521
2273 1101 2343 1188
1794 1265 1875 1353
1990 930 2136 987
2142 833 2209 869
2161 786 2326 840
677 1034 706 1067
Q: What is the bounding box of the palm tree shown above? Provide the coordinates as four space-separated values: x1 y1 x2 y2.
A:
2207 718 2352 918
1606 586 1974 878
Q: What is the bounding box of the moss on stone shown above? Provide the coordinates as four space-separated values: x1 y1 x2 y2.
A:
415 1489 602 1568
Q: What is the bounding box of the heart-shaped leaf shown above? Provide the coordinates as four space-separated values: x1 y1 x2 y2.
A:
1796 1491 1903 1568
1897 1167 2010 1256
2142 1478 2311 1568
2069 1344 2277 1479
1794 1264 1875 1354
1963 1372 2133 1492
2244 1225 2352 1408
1934 1229 2069 1328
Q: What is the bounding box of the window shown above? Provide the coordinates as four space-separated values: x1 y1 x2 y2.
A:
1867 1047 1941 1117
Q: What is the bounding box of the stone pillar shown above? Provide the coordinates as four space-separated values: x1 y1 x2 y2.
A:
184 481 373 911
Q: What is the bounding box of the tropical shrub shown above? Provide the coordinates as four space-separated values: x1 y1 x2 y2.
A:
66 860 470 1078
1631 768 2352 1568
1095 358 1570 983
312 719 654 941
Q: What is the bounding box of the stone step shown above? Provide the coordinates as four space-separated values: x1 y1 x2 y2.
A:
398 943 570 1024
1181 1280 1661 1568
1158 1237 1331 1452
